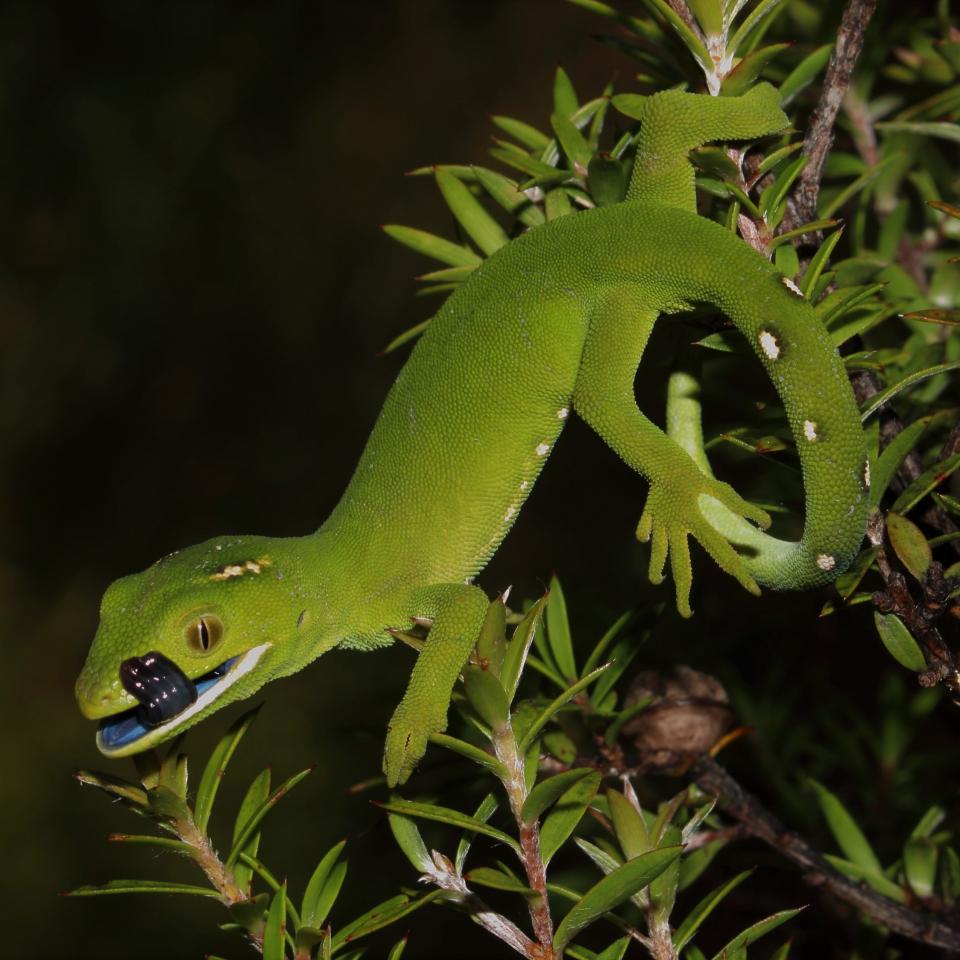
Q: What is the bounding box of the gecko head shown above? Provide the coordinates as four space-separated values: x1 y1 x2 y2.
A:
76 535 300 758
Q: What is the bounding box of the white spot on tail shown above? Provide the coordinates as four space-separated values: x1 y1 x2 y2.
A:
781 276 804 297
520 480 529 491
758 330 781 360
536 442 550 457
504 506 516 523
557 406 569 419
803 420 819 442
816 554 836 572
863 460 871 488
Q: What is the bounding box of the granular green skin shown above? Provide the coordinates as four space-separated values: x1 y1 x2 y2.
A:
76 84 867 785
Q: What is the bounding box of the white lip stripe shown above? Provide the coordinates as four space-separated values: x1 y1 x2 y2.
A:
98 643 271 754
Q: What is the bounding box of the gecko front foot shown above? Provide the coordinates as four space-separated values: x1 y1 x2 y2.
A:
383 699 446 787
637 470 771 617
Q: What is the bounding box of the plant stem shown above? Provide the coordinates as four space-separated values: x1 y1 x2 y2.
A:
492 720 555 956
174 815 248 906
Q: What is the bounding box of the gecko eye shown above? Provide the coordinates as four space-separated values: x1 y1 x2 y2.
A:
184 615 224 654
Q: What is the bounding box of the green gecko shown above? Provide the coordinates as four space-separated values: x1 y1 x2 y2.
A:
76 83 868 786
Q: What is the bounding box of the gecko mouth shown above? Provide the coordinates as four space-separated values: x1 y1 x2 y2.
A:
96 644 270 754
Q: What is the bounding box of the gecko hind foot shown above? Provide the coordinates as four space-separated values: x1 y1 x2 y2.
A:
637 474 770 617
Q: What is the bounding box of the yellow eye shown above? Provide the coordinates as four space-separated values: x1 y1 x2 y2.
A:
184 615 224 654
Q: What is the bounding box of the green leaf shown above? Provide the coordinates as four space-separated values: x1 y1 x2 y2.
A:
381 225 482 268
194 705 261 835
387 935 409 960
583 610 633 678
727 0 788 57
552 846 684 952
721 43 791 97
501 594 548 703
779 43 831 103
824 854 908 901
673 869 753 951
554 66 579 119
869 417 931 509
466 865 534 895
831 546 878 602
230 768 270 894
463 665 510 729
262 882 287 960
607 789 650 860
491 115 551 152
546 187 575 221
809 779 882 875
522 769 595 824
456 792 499 874
381 319 431 355
67 879 220 898
428 732 507 778
708 907 803 959
611 93 647 121
378 799 520 854
540 771 602 866
435 167 509 256
904 837 938 898
799 226 844 296
861 362 960 422
877 121 960 144
687 0 722 35
473 167 545 228
886 512 933 581
302 840 348 928
106 833 192 856
226 766 314 869
546 575 577 682
73 770 148 807
332 891 444 948
551 112 593 172
891 451 960 515
516 662 611 753
760 155 807 227
639 0 712 74
874 612 927 672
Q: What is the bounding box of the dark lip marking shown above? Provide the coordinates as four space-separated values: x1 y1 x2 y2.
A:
120 651 197 727
99 654 239 751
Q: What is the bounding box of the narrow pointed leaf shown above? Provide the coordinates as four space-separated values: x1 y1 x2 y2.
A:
516 663 611 753
501 594 548 702
709 907 804 959
473 167 545 227
522 769 595 824
869 417 930 509
378 799 520 854
67 880 219 898
429 733 507 778
546 575 576 682
554 66 579 119
381 225 482 268
861 362 960 421
607 789 650 859
491 115 551 152
891 452 960 515
540 771 602 865
382 319 431 355
904 837 938 898
301 840 348 927
195 705 261 834
824 854 908 901
810 779 882 874
456 792 499 874
553 846 684 952
673 869 754 950
262 882 287 960
435 167 509 255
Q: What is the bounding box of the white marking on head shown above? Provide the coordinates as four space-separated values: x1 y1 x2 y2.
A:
210 557 270 581
536 442 550 457
863 460 871 488
758 330 781 360
781 276 804 297
802 420 819 442
557 406 569 420
816 554 836 572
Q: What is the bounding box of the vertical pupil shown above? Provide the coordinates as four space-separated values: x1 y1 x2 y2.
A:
198 618 210 650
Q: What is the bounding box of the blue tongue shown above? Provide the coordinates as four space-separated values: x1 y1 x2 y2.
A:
98 656 239 750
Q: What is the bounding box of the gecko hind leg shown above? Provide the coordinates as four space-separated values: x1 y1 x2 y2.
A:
572 290 770 617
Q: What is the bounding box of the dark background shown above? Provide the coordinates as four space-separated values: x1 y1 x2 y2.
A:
2 2 949 958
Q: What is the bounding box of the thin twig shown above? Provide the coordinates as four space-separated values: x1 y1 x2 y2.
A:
691 757 960 952
785 0 878 232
